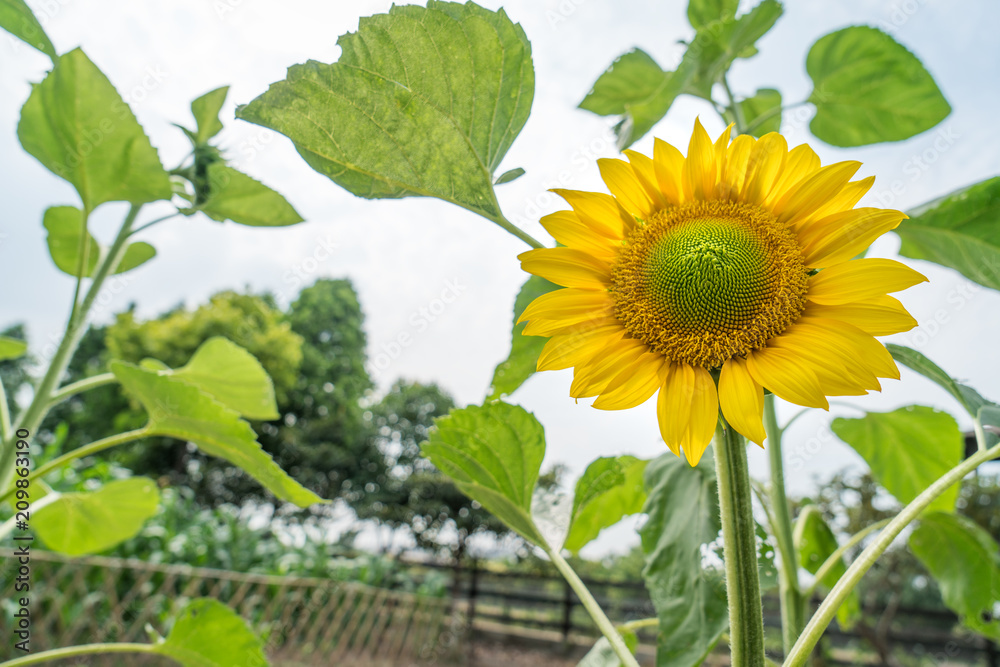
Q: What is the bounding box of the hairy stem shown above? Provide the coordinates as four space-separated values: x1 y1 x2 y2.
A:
0 643 157 667
715 420 766 666
547 547 641 667
47 373 117 408
763 395 806 653
785 442 1000 666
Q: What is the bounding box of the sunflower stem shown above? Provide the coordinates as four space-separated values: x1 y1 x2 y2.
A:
763 395 806 654
714 419 766 667
721 75 748 135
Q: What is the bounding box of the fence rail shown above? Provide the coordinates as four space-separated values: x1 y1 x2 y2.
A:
0 549 454 666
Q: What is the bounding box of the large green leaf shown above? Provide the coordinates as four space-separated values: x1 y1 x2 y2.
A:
168 336 280 421
191 86 229 144
831 406 964 513
17 49 172 210
806 26 950 147
43 206 156 277
640 452 728 667
887 344 995 419
895 176 1000 291
682 0 784 100
577 630 639 667
195 163 303 227
564 456 648 554
236 1 533 221
739 88 781 137
793 505 860 629
33 478 159 556
154 598 268 666
910 512 1000 641
687 0 739 30
421 401 546 544
0 336 28 361
487 275 558 400
111 361 323 508
0 0 55 60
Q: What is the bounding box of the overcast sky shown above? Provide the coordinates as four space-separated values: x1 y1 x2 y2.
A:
2 0 999 556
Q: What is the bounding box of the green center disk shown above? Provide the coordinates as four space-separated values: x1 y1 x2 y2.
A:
643 218 770 332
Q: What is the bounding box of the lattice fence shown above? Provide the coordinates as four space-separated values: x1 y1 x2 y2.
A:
0 549 458 666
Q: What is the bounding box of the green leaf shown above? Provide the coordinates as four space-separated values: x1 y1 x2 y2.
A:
640 451 728 666
806 26 950 147
169 336 280 421
191 86 229 144
43 206 156 277
793 505 861 629
578 48 689 150
17 48 172 210
577 629 638 667
236 1 533 221
487 275 559 400
831 406 964 513
887 344 995 419
495 167 525 185
0 0 56 60
682 0 784 100
110 361 324 508
895 176 1000 291
564 456 648 554
0 336 27 361
197 163 303 227
154 598 268 667
910 512 1000 641
687 0 739 30
421 401 546 545
33 478 159 556
739 88 781 137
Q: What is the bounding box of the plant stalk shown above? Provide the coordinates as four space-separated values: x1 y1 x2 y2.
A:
547 547 641 667
714 419 766 667
0 643 156 667
46 372 117 408
763 395 805 653
784 442 1000 666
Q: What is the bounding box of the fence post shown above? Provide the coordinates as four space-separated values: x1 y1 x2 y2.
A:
987 639 998 667
467 559 479 632
561 578 574 646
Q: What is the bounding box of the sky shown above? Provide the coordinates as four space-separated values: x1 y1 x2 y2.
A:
1 0 999 557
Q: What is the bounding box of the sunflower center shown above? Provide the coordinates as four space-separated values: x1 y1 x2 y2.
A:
611 200 809 369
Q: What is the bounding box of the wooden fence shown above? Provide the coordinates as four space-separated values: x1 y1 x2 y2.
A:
0 549 455 666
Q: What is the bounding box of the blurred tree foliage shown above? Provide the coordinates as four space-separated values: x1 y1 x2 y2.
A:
1 324 31 421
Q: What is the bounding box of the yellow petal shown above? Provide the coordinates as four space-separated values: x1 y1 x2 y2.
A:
654 138 685 205
772 161 862 225
764 144 821 206
539 210 619 261
741 132 788 205
592 352 665 410
808 258 928 305
683 118 718 201
598 158 656 219
537 325 624 371
799 208 907 268
656 364 719 465
519 247 611 290
746 347 830 409
768 331 874 396
804 295 917 336
720 134 754 200
623 149 669 210
520 288 617 336
570 337 648 398
719 358 766 446
794 176 876 232
552 189 632 239
796 316 901 380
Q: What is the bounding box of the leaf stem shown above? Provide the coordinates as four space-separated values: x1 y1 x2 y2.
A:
619 617 659 633
763 395 806 653
0 205 142 496
973 414 989 453
47 372 117 408
803 518 891 599
0 643 157 667
129 210 182 236
784 442 1000 666
721 75 747 135
492 211 545 249
714 419 766 666
547 546 640 667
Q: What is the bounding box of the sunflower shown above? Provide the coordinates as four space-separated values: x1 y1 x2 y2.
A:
518 120 926 466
